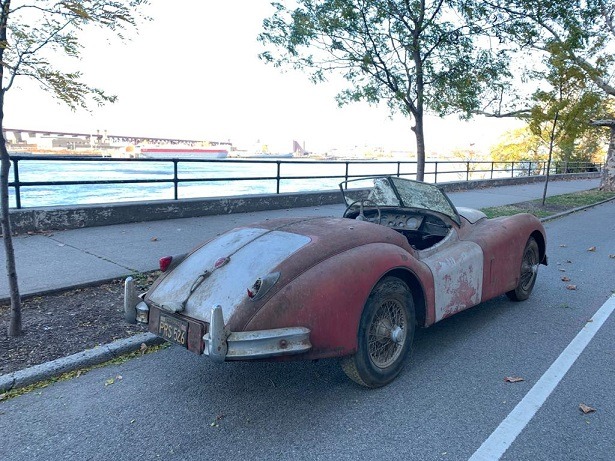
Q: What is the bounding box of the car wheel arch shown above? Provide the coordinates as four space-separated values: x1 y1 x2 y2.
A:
379 268 427 328
530 229 547 265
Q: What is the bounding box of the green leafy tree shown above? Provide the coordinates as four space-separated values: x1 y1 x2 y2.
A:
526 56 607 203
259 0 510 180
1 0 149 337
467 0 615 189
490 127 544 164
531 57 607 158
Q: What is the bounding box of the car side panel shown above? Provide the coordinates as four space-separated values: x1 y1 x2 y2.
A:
422 240 484 322
244 242 435 360
461 214 546 302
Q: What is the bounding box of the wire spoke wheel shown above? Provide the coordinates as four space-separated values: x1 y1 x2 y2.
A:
507 237 540 302
519 245 539 291
368 299 407 369
341 276 415 388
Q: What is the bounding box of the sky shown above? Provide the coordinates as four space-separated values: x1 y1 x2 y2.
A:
4 0 519 155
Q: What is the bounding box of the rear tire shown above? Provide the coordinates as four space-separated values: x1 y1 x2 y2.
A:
506 237 540 302
341 276 415 388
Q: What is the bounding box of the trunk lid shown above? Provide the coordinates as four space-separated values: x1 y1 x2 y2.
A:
146 216 409 324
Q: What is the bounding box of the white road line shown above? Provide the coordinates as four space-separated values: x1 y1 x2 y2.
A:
469 295 615 461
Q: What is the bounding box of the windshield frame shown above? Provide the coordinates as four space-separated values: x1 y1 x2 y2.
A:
339 176 461 226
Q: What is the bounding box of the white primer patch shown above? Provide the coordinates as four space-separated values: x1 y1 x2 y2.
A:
149 228 311 321
423 240 483 322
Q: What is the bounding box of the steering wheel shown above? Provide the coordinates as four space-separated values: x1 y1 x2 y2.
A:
343 199 382 223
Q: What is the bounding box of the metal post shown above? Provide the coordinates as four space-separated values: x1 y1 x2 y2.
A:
344 162 349 188
13 158 21 209
466 161 470 181
396 161 400 177
490 161 494 179
173 160 179 200
511 162 515 177
434 162 438 183
276 161 281 194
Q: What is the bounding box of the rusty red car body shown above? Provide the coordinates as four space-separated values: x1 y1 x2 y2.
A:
125 177 547 387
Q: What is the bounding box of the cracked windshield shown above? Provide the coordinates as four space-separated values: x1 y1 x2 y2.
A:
343 177 459 222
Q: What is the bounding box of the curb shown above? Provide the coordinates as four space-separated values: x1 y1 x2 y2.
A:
0 332 164 393
0 276 134 305
2 192 613 394
539 195 615 223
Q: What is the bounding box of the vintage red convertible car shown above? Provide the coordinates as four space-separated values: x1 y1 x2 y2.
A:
124 176 547 387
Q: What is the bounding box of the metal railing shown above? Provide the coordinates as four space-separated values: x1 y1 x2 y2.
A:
7 155 602 209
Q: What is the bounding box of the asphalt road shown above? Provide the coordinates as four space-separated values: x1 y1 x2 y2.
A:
1 201 614 461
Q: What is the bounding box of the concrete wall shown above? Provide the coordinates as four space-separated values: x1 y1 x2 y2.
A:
8 172 600 234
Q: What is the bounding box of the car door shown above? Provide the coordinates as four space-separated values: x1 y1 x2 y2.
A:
419 227 484 322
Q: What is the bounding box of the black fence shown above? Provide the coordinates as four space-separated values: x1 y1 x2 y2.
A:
7 155 602 209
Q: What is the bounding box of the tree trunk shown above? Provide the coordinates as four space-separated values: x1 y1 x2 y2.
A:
591 120 615 191
599 125 615 191
413 116 426 182
0 94 22 336
542 113 559 205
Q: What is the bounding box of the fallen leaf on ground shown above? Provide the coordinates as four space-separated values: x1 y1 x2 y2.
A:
210 413 225 427
504 376 525 383
561 276 571 282
579 403 596 414
0 393 6 401
566 285 577 290
140 343 148 353
559 269 566 272
566 260 573 263
609 254 615 259
587 246 596 252
559 244 567 247
105 378 115 386
150 237 159 242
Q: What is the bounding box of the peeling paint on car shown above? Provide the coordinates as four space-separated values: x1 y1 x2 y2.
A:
423 240 483 322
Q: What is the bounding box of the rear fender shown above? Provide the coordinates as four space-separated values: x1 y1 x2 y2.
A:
244 242 434 360
465 214 547 302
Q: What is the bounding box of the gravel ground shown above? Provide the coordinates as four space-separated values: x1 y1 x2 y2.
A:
0 278 151 375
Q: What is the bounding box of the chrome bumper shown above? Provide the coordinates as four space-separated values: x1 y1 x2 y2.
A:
203 305 312 362
124 277 138 323
124 277 150 324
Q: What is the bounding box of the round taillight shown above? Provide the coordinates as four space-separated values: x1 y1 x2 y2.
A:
159 256 173 272
214 256 230 269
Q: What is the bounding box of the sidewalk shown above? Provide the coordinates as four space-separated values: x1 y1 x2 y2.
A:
0 177 602 300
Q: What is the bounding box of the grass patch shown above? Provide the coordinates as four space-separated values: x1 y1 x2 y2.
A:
544 190 615 207
481 189 615 219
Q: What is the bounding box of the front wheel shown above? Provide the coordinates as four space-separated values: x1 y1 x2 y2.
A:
506 237 540 302
341 276 415 388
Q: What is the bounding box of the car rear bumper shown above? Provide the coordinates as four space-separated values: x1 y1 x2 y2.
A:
203 305 312 362
124 278 312 361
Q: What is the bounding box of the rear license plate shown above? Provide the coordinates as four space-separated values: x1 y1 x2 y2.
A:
159 314 188 347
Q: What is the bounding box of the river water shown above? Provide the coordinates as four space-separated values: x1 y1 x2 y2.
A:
8 157 493 208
